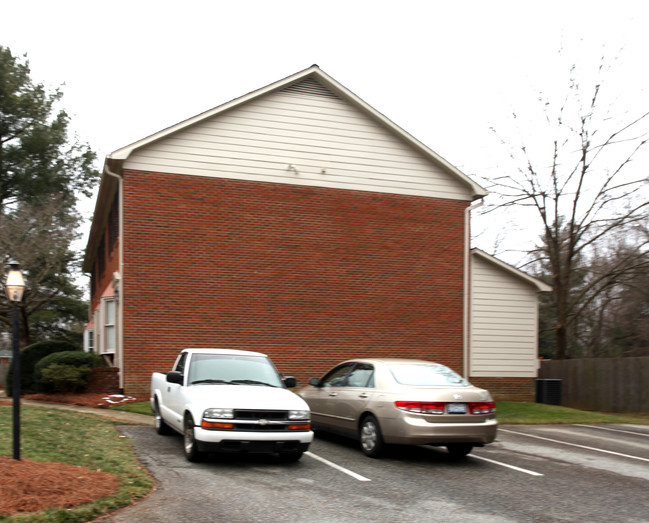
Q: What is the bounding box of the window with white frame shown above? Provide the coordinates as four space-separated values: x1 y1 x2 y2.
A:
84 329 94 352
99 297 117 354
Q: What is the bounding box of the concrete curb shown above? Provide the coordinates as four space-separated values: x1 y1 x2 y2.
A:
20 400 154 425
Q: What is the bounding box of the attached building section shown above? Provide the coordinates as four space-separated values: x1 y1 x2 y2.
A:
470 250 551 378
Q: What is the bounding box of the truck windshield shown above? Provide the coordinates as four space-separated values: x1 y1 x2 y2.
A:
188 354 284 387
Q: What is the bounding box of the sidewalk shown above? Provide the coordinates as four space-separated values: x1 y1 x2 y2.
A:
5 397 153 425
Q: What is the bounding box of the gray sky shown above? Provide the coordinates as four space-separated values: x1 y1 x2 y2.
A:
2 0 648 265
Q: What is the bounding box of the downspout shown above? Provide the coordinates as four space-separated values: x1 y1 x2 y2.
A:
104 164 125 394
463 199 483 379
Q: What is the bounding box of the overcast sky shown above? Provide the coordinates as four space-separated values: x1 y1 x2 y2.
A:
2 0 647 265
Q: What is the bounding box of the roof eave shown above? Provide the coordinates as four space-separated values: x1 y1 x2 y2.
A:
471 248 553 292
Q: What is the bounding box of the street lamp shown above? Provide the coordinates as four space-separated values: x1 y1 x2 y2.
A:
5 261 25 461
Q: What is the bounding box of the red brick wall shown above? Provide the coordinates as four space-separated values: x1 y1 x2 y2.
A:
121 171 468 394
470 377 535 402
86 367 120 393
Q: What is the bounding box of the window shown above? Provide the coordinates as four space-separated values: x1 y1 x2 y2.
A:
389 363 469 387
85 329 95 352
346 364 374 388
320 364 354 387
98 297 117 354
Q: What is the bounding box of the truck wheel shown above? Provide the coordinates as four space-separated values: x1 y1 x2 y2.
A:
183 414 205 462
154 400 173 435
278 450 303 462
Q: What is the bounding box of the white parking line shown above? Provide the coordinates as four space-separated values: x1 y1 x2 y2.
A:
501 428 649 463
304 451 372 482
574 424 649 437
471 454 544 476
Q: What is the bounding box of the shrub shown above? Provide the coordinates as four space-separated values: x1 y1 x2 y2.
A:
5 340 80 396
33 351 96 393
39 363 92 393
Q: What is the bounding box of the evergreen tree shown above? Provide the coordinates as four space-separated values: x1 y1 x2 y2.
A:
0 46 98 346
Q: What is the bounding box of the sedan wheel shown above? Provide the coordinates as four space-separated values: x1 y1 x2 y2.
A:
359 415 385 458
183 415 204 462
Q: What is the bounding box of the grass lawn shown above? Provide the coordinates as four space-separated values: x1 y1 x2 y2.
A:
0 404 154 522
496 401 649 425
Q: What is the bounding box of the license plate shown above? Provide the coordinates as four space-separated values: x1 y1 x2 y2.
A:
447 403 467 414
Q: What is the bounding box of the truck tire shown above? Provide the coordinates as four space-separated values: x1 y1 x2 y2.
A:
183 414 205 462
154 399 173 435
278 450 303 462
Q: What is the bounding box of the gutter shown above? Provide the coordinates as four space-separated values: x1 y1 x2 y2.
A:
103 163 125 394
463 199 484 379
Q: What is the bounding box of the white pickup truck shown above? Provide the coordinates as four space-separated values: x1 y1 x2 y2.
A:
150 348 313 462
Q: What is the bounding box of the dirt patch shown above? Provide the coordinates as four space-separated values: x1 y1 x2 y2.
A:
0 456 119 516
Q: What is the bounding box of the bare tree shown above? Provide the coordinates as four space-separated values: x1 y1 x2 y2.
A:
0 195 84 346
486 65 649 359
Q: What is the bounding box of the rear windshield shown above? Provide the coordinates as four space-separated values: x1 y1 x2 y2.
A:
388 363 469 387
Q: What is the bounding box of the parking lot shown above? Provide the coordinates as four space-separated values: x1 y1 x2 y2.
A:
103 423 649 522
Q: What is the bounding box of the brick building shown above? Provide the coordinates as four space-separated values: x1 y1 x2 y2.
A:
83 66 549 399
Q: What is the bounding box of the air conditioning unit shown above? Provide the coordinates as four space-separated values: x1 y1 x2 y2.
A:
536 379 562 405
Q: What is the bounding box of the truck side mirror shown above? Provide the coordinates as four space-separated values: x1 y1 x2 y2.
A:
283 376 297 388
166 370 183 385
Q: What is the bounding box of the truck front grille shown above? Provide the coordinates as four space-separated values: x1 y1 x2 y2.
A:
233 410 288 421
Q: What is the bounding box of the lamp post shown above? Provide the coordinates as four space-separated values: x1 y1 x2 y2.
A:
5 261 25 461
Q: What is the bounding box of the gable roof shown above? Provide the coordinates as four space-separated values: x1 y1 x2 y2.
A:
471 248 552 292
106 65 487 199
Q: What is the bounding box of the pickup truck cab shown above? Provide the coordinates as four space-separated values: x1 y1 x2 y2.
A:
150 348 313 462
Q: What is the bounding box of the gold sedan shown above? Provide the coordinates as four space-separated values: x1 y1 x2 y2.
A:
298 358 497 458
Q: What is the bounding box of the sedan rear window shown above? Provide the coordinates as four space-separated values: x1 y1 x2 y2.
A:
389 364 469 387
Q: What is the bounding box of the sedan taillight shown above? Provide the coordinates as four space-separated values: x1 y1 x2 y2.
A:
468 402 496 414
395 401 496 415
395 401 446 414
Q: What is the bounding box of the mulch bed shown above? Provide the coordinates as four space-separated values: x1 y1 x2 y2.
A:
0 392 147 516
0 456 119 516
0 392 147 408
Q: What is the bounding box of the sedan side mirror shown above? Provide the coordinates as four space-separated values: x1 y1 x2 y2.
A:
308 377 321 387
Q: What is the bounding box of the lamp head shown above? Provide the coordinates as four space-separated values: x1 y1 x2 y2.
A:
5 261 25 303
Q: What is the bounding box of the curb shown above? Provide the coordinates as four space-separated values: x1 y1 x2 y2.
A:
20 400 153 425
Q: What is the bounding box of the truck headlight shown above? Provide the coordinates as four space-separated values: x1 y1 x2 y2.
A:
288 410 310 420
203 408 234 419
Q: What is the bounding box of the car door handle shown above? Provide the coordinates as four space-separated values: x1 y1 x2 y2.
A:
358 393 368 398
328 392 338 397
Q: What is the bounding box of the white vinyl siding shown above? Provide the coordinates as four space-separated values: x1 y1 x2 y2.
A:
470 254 540 377
124 79 474 201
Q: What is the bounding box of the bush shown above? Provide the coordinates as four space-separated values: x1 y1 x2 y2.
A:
33 351 96 393
5 340 80 396
39 363 92 393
